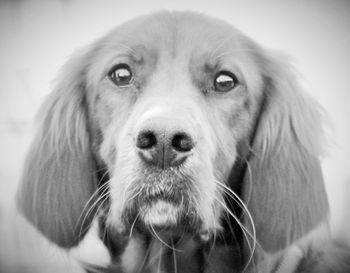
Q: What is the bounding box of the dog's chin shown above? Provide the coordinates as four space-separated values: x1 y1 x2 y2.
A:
118 169 203 235
141 200 180 228
123 197 201 237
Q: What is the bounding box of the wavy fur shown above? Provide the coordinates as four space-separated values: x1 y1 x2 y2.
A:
17 48 99 247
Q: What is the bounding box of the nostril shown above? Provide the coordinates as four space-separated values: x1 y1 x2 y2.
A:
136 131 157 149
172 133 194 152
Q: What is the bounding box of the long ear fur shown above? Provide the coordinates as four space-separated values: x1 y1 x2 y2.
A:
17 49 98 248
242 52 329 253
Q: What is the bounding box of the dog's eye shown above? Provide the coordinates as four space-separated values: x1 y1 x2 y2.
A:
108 64 133 87
214 71 238 92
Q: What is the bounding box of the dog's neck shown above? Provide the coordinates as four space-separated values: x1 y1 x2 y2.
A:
99 229 243 273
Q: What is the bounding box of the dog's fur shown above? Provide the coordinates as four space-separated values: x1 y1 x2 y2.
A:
17 11 350 273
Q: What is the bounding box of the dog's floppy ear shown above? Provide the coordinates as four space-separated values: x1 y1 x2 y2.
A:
242 52 329 253
17 48 98 248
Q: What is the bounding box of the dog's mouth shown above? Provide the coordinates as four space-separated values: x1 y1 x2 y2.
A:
121 179 201 235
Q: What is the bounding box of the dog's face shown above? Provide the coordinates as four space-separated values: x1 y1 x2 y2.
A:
18 12 330 270
85 13 263 236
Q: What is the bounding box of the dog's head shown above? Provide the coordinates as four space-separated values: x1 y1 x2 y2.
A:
17 11 329 257
95 13 265 237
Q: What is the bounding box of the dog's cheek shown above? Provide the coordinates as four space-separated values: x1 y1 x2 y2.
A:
196 165 223 233
197 105 241 232
91 83 138 167
93 101 139 230
105 120 143 231
99 112 134 166
205 103 238 179
190 126 230 232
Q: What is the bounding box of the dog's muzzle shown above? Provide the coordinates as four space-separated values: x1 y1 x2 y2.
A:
123 114 200 233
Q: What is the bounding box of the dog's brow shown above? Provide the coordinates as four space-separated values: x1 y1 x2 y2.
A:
209 34 237 60
99 42 144 62
113 42 139 57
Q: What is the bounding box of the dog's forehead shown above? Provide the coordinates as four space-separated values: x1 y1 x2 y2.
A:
107 12 246 61
90 12 262 95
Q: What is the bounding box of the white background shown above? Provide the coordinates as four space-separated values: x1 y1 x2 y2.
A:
0 0 349 272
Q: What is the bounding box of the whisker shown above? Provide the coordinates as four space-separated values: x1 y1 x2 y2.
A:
101 204 112 249
78 188 110 239
129 212 140 238
149 224 181 252
205 217 219 260
83 195 112 240
215 180 257 240
215 198 256 272
146 239 164 270
76 182 109 225
75 182 110 235
242 159 254 206
125 185 144 203
206 180 258 271
198 189 234 251
137 239 152 273
172 238 178 273
81 188 110 226
157 243 162 273
92 166 109 176
215 181 257 235
78 203 108 241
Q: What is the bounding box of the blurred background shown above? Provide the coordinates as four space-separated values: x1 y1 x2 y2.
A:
0 0 349 272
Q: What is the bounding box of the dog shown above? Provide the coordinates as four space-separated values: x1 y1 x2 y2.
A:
17 11 350 273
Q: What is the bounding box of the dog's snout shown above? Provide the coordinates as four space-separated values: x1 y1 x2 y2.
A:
136 128 194 169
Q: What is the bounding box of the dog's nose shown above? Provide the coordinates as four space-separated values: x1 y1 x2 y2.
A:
136 129 194 169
